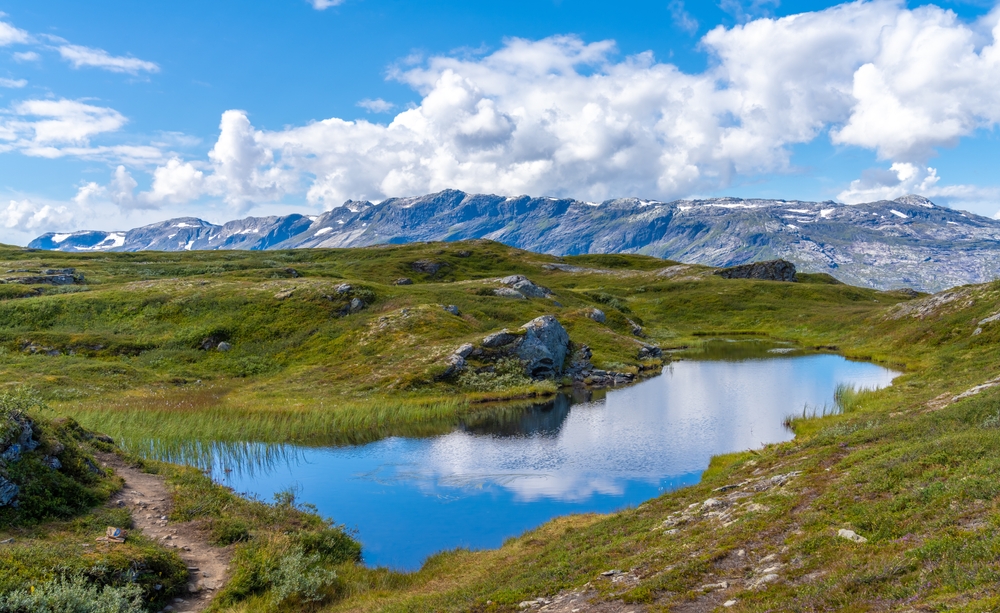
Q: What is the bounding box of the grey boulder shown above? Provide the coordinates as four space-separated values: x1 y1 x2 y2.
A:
493 287 526 300
482 330 519 348
516 316 570 378
586 308 606 323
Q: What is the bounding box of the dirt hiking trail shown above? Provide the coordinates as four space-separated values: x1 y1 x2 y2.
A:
97 453 231 613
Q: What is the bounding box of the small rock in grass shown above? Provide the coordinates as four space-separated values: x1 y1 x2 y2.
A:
724 600 738 607
444 305 460 316
394 278 413 286
454 344 474 359
335 283 352 294
493 287 526 300
838 528 868 543
586 308 606 323
701 581 729 591
273 289 294 300
216 342 231 352
600 569 622 577
702 498 726 509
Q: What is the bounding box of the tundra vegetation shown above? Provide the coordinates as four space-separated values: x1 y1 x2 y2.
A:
0 240 997 611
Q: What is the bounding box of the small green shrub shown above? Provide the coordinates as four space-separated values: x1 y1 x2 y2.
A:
211 517 252 545
458 359 534 392
0 574 145 613
220 538 342 610
584 291 632 314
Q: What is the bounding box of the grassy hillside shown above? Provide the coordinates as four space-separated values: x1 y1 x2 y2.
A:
0 241 903 453
3 240 999 611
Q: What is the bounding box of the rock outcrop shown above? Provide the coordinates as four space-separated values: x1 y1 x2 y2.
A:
515 316 570 378
715 260 797 282
492 275 554 300
443 316 570 379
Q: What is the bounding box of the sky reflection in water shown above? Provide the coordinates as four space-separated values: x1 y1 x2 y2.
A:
209 351 898 569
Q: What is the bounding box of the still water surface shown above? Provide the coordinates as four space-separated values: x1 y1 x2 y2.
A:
203 347 898 569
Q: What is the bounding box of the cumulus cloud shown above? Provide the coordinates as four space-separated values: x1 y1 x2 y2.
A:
56 44 159 74
0 199 70 232
146 158 205 204
118 1 1000 211
357 98 396 113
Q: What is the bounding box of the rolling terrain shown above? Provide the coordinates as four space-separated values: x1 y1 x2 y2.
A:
0 241 998 611
29 191 1000 292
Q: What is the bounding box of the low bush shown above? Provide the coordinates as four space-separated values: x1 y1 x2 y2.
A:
458 359 535 392
0 574 145 613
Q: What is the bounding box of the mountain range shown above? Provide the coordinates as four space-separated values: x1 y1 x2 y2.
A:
28 190 1000 292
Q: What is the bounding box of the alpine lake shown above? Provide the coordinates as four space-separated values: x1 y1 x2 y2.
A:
131 341 900 570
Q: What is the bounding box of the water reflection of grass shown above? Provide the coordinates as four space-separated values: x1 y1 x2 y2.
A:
70 388 570 472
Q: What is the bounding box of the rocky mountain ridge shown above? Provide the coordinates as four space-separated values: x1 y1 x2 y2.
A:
28 191 1000 292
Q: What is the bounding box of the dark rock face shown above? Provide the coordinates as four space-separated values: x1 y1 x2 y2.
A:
411 260 446 275
715 259 797 282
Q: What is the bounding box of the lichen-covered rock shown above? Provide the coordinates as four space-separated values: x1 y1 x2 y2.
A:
516 316 570 378
482 330 519 348
493 287 526 300
394 278 413 285
499 275 552 299
715 259 797 282
442 353 466 378
586 308 606 323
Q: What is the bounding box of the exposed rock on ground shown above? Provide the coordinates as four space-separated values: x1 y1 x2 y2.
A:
516 315 570 378
411 260 446 275
1 267 84 286
492 275 554 300
715 260 797 282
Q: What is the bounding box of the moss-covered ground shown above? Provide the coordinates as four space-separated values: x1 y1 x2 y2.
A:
0 240 998 610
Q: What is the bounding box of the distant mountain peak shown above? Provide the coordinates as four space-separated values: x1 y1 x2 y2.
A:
27 190 998 292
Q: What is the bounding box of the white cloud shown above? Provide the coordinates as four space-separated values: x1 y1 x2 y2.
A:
57 44 159 74
0 20 28 46
4 99 127 145
309 0 345 9
357 98 396 113
0 78 25 88
12 51 39 62
838 162 941 203
838 162 1000 209
0 199 70 231
130 1 1000 211
146 158 205 204
667 1 699 35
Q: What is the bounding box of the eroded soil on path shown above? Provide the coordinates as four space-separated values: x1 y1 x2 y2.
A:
97 453 231 613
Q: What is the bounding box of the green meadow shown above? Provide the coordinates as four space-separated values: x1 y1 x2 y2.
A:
1 240 999 611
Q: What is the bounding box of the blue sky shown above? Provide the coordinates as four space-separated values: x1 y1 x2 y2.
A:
0 0 998 243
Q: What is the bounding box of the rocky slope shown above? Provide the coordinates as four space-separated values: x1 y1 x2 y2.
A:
28 191 1000 292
